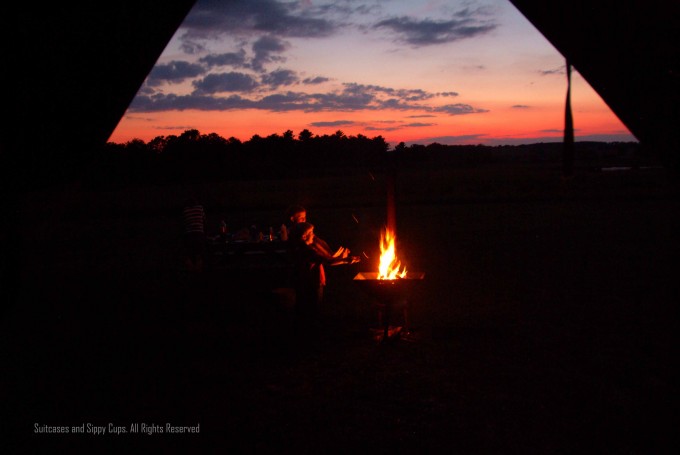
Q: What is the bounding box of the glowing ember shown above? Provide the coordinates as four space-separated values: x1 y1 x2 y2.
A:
378 227 407 280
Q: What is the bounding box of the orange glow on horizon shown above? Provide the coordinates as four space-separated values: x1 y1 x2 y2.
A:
109 101 632 146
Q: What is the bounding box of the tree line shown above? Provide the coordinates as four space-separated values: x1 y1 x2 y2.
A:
82 128 641 187
89 129 390 186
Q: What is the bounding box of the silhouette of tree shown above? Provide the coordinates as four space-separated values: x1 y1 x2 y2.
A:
148 136 168 154
179 129 201 142
298 129 313 142
227 136 242 147
283 130 295 141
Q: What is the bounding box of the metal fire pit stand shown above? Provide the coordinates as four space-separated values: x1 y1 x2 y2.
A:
353 272 425 343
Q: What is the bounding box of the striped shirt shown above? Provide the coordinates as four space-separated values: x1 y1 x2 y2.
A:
183 205 206 234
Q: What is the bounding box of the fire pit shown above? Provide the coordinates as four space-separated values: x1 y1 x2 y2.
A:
353 271 425 342
355 161 424 342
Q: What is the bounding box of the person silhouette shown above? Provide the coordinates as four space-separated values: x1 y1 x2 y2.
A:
284 205 337 257
182 197 207 272
287 222 359 323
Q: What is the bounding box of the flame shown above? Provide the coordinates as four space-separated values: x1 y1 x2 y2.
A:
378 227 407 280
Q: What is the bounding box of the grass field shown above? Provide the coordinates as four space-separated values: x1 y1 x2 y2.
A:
4 158 678 453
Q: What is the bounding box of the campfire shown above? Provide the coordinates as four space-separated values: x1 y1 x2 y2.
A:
353 155 424 342
378 227 407 280
354 226 424 342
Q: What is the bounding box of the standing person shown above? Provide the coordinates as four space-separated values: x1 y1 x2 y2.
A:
182 197 207 272
288 222 359 324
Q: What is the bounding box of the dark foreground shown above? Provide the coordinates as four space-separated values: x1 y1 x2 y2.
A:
3 164 678 453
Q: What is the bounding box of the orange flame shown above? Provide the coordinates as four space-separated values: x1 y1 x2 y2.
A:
378 227 407 280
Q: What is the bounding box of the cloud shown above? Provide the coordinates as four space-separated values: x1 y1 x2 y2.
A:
512 104 531 109
129 80 488 117
122 115 157 123
309 120 355 127
179 0 339 40
261 68 299 88
403 122 436 127
365 125 402 132
302 76 330 85
307 119 434 133
255 92 317 111
133 1 490 118
178 1 497 52
154 125 197 132
137 86 156 96
433 103 488 115
342 83 434 102
129 93 256 112
199 50 248 68
540 66 565 76
178 39 207 56
374 13 496 47
191 72 260 94
146 61 206 86
251 35 290 71
197 39 290 73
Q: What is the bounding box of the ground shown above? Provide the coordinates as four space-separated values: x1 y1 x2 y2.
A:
3 160 677 453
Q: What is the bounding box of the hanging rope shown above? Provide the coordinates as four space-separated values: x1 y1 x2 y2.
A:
563 58 575 177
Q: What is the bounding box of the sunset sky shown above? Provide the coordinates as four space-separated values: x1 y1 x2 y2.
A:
108 0 637 147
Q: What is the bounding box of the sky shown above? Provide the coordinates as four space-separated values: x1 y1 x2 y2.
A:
108 0 637 147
